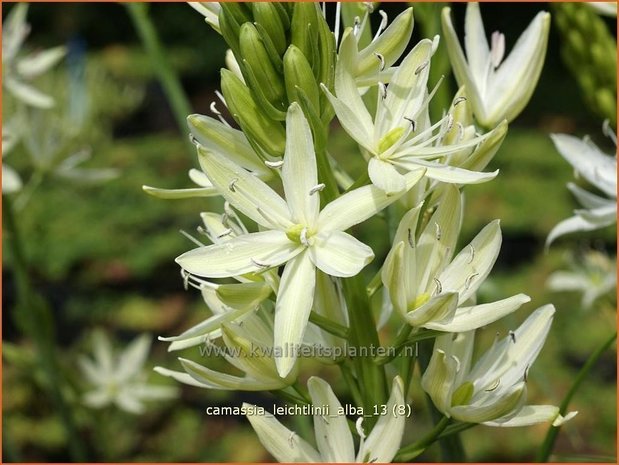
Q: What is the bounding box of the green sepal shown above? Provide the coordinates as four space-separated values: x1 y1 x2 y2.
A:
252 2 287 56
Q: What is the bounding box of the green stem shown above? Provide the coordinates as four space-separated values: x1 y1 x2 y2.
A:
438 421 476 439
125 3 194 155
270 388 310 406
537 331 617 462
339 361 364 409
374 329 440 366
309 311 349 339
394 416 451 462
315 147 340 205
3 196 87 461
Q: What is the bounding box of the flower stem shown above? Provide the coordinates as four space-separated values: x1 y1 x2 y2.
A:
309 310 349 339
3 196 87 461
536 331 617 462
374 328 440 365
125 3 194 156
394 415 451 461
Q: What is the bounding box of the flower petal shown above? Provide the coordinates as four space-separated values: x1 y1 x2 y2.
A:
274 251 316 377
176 231 301 278
142 185 217 199
282 103 319 225
463 3 490 84
180 358 284 391
484 405 566 427
318 169 425 232
197 145 292 230
307 377 356 462
310 230 374 278
245 402 322 462
368 157 407 195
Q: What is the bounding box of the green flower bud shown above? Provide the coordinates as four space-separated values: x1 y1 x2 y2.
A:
283 44 320 111
252 2 287 55
290 2 320 69
220 69 286 158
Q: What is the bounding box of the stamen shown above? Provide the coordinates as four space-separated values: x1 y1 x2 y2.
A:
403 117 416 132
334 2 342 46
182 269 190 290
180 229 206 247
523 365 530 382
509 330 516 344
363 2 375 13
288 431 296 448
414 60 429 75
210 101 221 115
372 10 388 42
451 355 461 372
374 52 385 71
355 417 366 439
265 159 284 169
228 178 239 192
485 379 501 392
435 222 442 241
455 122 465 142
321 414 330 425
603 119 617 146
188 134 199 145
353 16 361 36
378 82 387 99
433 277 443 295
309 183 325 195
300 228 310 247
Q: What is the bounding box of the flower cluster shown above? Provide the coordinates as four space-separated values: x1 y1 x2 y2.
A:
152 3 574 462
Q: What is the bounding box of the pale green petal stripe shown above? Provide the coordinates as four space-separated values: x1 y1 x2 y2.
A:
318 169 425 232
483 405 560 427
463 3 490 83
179 358 283 391
368 157 407 195
245 403 322 462
308 377 356 462
197 146 292 230
274 251 316 377
282 103 319 225
176 230 301 278
310 230 374 278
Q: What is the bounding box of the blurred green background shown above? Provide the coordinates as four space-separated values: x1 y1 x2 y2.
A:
2 2 616 462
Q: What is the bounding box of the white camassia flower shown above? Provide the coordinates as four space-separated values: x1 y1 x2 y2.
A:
547 132 617 246
176 103 424 377
547 250 616 310
245 376 405 463
156 313 298 391
422 305 577 426
2 3 66 108
383 185 530 331
442 3 550 128
79 332 177 414
323 27 502 195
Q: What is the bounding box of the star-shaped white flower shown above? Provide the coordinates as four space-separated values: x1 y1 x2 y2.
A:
442 3 550 128
176 103 424 376
422 305 577 426
245 376 406 463
546 132 617 246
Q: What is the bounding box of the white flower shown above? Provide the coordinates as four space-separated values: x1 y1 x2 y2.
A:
176 103 424 377
383 184 530 331
441 3 550 128
588 2 618 17
546 132 617 246
156 312 298 391
188 2 221 32
422 305 577 426
323 27 501 195
79 332 177 414
2 123 22 194
2 3 66 108
245 376 405 463
547 250 616 310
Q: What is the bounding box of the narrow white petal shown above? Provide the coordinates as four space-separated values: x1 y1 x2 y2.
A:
2 164 22 194
308 377 356 462
318 169 425 232
155 366 218 387
83 389 112 408
180 358 284 391
310 230 374 278
5 77 54 108
16 46 66 77
567 182 613 209
357 377 406 463
547 271 588 292
463 3 490 83
176 231 301 278
484 405 562 427
400 159 498 185
245 402 322 462
274 252 316 377
407 292 459 327
450 383 526 424
116 334 151 383
197 146 292 230
142 185 217 199
426 294 531 332
115 390 145 414
282 103 319 225
546 213 615 247
368 157 407 195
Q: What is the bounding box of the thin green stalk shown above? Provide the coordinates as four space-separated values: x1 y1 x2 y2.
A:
438 421 476 439
374 329 440 365
394 415 451 462
125 3 194 155
3 196 87 461
309 310 349 339
270 388 310 407
339 361 364 409
315 147 340 205
537 331 617 462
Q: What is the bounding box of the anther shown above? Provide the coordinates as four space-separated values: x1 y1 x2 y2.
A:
353 16 361 36
433 277 443 295
404 117 416 132
355 417 366 439
414 61 429 75
182 270 190 290
407 228 414 248
451 355 461 372
464 272 479 291
228 178 239 192
217 228 233 239
300 228 310 247
435 222 442 241
288 432 296 448
485 379 501 392
378 82 387 99
371 53 385 73
454 96 467 107
265 160 284 169
523 365 530 382
210 101 222 115
188 134 199 145
509 330 516 343
250 258 270 269
309 183 325 195
467 245 475 264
